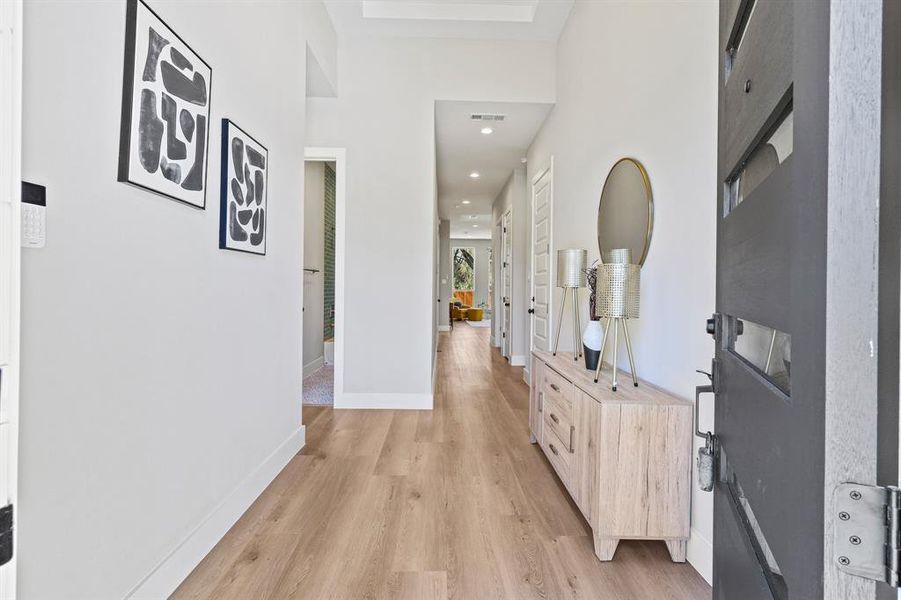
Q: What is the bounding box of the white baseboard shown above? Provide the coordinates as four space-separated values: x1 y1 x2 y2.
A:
303 355 325 378
335 392 433 410
126 426 306 599
510 354 527 367
523 367 530 386
438 325 451 332
687 526 713 584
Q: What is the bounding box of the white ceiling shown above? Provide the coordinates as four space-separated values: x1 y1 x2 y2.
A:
436 100 553 239
324 0 574 41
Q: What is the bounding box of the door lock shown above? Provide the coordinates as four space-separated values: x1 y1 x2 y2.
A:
695 362 718 492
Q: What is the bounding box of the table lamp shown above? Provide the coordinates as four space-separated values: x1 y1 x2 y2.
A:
553 248 588 360
594 248 640 390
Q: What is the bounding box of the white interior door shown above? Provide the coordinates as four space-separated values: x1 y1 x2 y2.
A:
0 0 22 597
493 218 502 346
531 162 552 353
502 210 512 358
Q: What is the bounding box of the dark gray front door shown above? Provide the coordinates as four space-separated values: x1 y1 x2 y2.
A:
712 1 901 598
713 1 827 598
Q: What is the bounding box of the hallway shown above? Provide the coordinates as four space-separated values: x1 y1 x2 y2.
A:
173 326 710 599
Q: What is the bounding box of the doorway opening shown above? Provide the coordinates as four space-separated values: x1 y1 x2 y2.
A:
302 148 345 409
450 243 492 329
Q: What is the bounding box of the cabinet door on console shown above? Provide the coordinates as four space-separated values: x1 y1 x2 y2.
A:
570 390 599 525
595 402 692 541
529 358 545 444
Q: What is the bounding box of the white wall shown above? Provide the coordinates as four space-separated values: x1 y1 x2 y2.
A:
302 0 337 97
492 167 530 365
19 1 314 597
526 0 718 581
303 161 326 375
450 238 491 309
306 36 554 405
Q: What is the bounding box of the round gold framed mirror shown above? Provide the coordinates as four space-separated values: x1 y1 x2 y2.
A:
597 157 654 266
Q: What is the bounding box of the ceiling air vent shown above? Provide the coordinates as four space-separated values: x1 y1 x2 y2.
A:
470 113 506 122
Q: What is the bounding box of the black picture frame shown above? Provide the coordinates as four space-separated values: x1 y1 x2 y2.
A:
117 0 213 209
219 119 269 256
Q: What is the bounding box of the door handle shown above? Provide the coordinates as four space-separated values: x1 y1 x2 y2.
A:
538 391 543 413
695 368 714 439
528 308 535 314
569 425 575 453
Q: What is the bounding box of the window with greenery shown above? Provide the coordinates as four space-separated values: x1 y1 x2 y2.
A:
453 247 475 291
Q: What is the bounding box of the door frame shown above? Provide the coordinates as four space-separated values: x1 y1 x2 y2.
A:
529 157 554 357
501 208 513 359
0 0 22 597
822 2 900 598
303 148 345 407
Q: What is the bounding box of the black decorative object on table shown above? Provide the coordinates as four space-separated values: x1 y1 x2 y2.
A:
586 265 600 322
219 120 269 255
118 0 212 208
583 345 600 371
582 262 603 370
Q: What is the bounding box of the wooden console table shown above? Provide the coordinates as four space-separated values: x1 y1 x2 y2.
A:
530 350 692 562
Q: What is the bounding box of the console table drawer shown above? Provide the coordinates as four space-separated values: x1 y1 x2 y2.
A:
544 391 573 452
542 366 572 409
541 432 572 488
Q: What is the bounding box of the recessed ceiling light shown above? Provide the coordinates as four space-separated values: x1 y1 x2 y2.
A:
461 199 471 204
481 127 493 135
473 224 479 228
469 172 480 179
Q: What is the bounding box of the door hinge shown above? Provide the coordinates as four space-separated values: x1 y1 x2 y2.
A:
0 504 13 567
502 332 506 338
832 483 901 587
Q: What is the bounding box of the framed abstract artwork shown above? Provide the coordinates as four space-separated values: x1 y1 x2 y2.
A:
118 0 212 208
219 120 268 255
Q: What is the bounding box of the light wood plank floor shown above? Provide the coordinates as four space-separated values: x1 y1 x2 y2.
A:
174 325 711 599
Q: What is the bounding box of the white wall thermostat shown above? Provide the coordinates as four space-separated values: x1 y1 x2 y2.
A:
22 181 46 248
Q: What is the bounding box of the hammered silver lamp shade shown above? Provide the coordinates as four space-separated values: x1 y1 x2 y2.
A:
595 264 640 319
602 248 633 265
557 249 588 288
593 247 641 390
